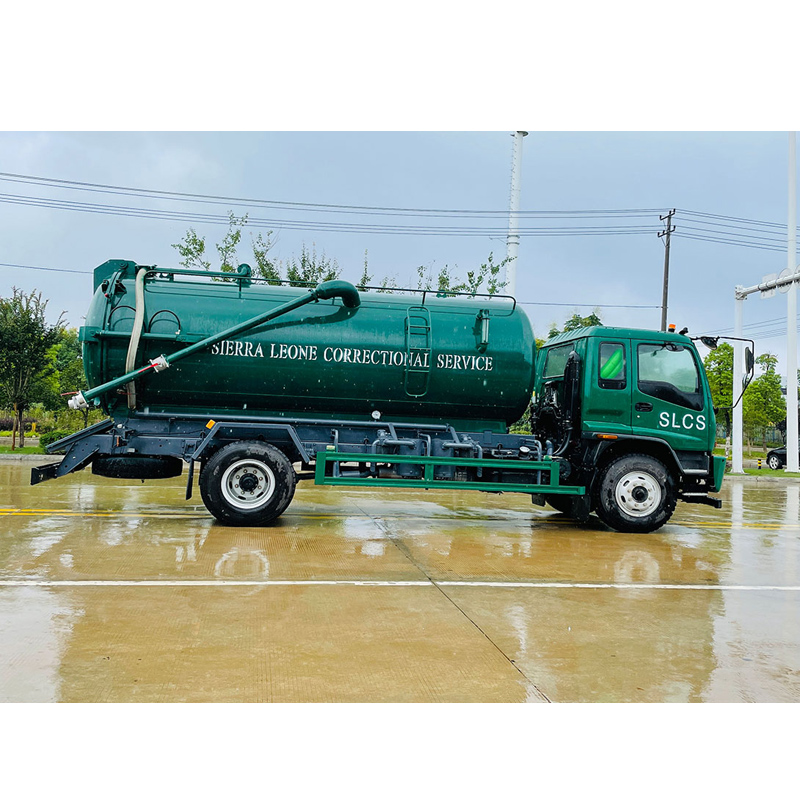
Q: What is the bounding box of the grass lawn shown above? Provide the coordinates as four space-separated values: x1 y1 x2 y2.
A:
714 447 773 459
739 467 800 477
0 445 45 455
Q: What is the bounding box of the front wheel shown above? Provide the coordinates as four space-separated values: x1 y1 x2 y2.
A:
595 454 676 533
199 441 296 525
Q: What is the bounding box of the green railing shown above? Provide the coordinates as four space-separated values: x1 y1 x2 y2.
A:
314 451 585 495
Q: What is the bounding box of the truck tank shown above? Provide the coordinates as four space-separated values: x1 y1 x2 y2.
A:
79 261 536 428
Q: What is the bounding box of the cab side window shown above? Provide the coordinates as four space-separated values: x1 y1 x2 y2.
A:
598 342 626 390
637 343 703 410
543 344 573 378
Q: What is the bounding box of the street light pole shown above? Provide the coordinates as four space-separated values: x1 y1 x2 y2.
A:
786 132 798 473
505 131 528 297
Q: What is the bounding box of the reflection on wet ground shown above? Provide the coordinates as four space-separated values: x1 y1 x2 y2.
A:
1 464 799 701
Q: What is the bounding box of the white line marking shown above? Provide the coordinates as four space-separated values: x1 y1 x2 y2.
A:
0 580 798 590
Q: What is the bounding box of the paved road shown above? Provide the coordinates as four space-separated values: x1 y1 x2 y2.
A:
1 463 798 702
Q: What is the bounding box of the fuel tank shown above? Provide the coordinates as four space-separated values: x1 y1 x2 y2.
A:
79 261 536 428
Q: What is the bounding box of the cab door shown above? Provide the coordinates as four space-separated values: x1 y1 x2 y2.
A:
631 341 709 450
581 339 632 435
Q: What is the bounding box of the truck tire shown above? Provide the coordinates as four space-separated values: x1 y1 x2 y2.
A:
595 454 676 533
199 441 296 526
93 455 183 480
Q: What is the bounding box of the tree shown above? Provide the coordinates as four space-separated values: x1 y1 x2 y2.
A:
216 212 249 272
251 231 281 284
702 342 733 435
742 352 785 449
0 288 65 448
547 311 603 340
171 227 211 271
356 250 372 291
172 211 252 275
416 253 510 297
172 216 342 287
54 328 91 427
284 244 341 286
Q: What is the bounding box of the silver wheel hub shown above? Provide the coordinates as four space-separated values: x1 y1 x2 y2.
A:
221 459 276 510
614 470 662 517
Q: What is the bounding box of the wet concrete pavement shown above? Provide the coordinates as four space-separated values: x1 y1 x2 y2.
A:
1 463 799 702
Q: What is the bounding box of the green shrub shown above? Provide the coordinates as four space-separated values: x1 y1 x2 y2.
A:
39 429 72 452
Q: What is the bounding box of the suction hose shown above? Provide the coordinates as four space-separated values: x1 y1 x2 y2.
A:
124 266 148 409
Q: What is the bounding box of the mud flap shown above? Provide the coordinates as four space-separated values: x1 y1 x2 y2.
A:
571 494 592 523
185 459 195 500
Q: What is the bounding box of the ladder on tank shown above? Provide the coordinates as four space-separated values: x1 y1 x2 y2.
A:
404 306 432 397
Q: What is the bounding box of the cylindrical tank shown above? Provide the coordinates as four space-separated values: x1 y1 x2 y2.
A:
80 261 536 428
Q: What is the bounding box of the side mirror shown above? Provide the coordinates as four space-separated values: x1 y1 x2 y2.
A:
744 347 755 389
700 336 719 350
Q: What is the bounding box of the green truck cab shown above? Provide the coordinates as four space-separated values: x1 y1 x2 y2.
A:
532 327 725 532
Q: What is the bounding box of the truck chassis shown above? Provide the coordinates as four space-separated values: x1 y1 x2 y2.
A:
31 410 587 526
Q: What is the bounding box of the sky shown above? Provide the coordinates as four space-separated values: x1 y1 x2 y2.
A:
1 131 798 374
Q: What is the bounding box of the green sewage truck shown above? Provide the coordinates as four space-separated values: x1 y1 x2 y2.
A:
32 260 730 533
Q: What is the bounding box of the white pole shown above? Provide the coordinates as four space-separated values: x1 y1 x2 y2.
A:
786 132 798 472
505 131 527 296
732 289 745 474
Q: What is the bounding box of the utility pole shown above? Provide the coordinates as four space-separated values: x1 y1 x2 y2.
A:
658 209 676 331
505 131 528 297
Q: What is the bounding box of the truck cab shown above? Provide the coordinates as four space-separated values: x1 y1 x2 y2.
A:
532 327 725 532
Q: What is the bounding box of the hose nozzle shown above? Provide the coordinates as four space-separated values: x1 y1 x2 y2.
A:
68 391 88 411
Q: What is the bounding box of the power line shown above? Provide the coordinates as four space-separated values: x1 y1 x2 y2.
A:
3 171 796 257
677 214 788 238
672 232 786 253
677 222 786 244
0 261 90 275
0 191 665 237
0 171 668 219
677 207 787 230
518 301 658 309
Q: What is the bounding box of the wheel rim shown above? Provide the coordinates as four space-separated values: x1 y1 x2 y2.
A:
220 459 276 510
769 456 780 469
614 470 662 518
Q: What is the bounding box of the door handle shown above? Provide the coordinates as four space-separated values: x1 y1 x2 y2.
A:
635 402 653 412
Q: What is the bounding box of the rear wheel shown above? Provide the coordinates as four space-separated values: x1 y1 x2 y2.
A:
200 441 296 525
595 454 676 533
